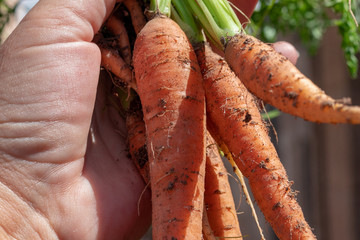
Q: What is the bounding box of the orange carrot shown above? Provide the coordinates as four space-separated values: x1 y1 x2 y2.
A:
125 106 239 239
202 206 217 240
123 0 146 34
225 34 360 124
196 43 315 240
133 15 206 239
99 44 136 90
126 98 150 183
105 14 132 65
125 115 236 239
204 132 242 239
125 106 242 239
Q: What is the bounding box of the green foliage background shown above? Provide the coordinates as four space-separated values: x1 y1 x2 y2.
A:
0 0 17 42
250 0 360 78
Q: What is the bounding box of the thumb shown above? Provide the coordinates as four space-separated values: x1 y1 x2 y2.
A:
0 0 116 163
271 41 300 65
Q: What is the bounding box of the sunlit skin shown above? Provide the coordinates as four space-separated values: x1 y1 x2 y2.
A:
0 0 297 239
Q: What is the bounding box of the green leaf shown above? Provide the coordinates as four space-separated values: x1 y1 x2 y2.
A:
0 0 17 42
250 0 360 78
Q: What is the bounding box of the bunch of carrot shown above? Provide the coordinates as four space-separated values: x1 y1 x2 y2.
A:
97 0 360 239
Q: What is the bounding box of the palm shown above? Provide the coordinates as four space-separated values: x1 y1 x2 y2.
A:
43 78 151 239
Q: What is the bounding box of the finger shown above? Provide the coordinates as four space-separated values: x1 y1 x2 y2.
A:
6 0 117 46
270 41 300 65
0 0 118 233
0 0 117 165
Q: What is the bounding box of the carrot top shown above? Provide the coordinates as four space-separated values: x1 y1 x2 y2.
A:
170 0 205 44
183 0 243 49
150 0 171 16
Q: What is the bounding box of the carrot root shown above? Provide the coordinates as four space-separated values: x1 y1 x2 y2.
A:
197 43 316 240
123 0 146 34
126 98 150 183
202 206 217 240
99 45 136 90
105 14 132 65
204 132 242 239
219 140 264 240
225 34 360 124
133 15 206 239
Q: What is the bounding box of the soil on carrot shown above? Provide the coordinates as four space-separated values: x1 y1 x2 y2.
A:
134 145 148 169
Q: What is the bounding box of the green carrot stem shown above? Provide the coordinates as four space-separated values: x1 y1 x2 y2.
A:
171 0 205 44
184 0 243 48
150 0 171 16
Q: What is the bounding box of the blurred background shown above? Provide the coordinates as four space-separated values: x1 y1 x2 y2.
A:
1 0 359 239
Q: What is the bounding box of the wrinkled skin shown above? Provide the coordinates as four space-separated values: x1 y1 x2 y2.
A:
0 0 296 239
0 1 150 239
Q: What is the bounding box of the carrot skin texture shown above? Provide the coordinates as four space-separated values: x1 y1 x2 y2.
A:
126 101 150 183
196 43 316 240
225 34 360 124
105 14 132 65
202 206 217 240
123 0 146 34
125 110 235 239
99 45 136 89
133 16 206 239
204 132 242 238
125 111 222 239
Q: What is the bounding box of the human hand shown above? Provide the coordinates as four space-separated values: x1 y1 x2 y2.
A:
0 0 150 239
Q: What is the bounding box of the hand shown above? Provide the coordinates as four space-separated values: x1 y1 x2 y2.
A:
0 0 150 239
